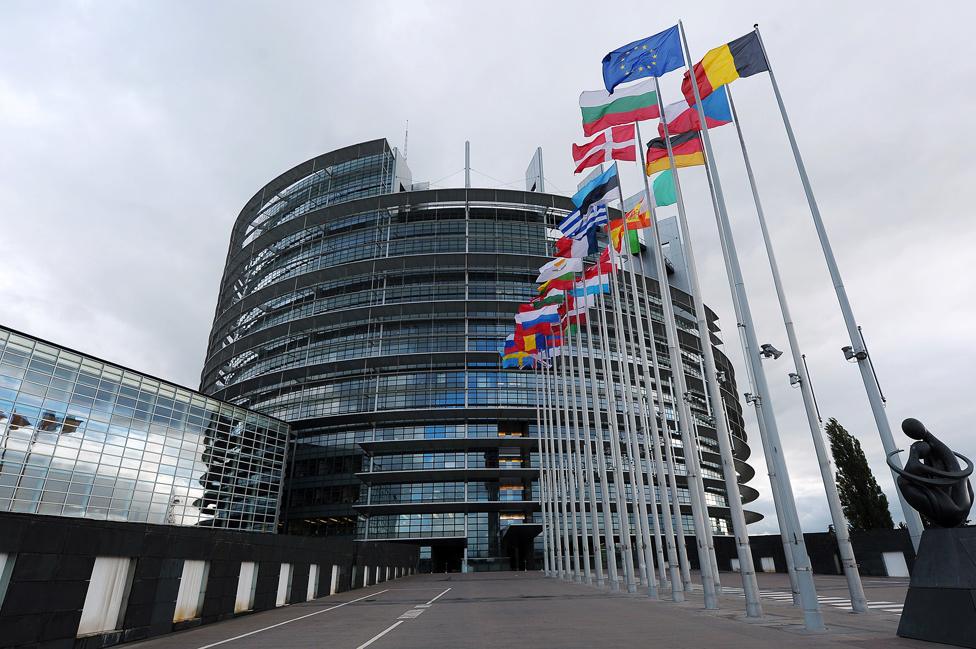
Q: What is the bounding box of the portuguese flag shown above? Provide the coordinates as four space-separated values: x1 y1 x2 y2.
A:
645 131 704 176
681 32 769 103
579 78 659 137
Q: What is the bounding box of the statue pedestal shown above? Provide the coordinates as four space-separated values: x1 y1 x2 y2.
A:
898 527 976 647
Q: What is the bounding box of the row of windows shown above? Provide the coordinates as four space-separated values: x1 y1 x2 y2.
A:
0 329 288 531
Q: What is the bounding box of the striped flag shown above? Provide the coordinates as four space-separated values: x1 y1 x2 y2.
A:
558 203 609 240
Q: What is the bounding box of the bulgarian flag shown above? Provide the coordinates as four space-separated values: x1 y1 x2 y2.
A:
579 78 659 137
538 272 576 295
572 125 636 174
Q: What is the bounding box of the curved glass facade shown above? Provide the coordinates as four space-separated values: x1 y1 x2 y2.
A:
201 139 759 569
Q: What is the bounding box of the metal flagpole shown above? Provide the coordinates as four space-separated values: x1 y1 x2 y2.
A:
554 348 583 581
678 18 824 631
609 243 658 596
535 363 552 576
620 261 670 592
631 249 687 601
572 275 606 586
583 272 621 591
640 108 761 613
562 318 593 584
661 378 693 588
752 25 924 550
638 83 719 609
727 85 867 612
594 278 638 592
541 358 562 577
545 357 570 578
617 182 684 598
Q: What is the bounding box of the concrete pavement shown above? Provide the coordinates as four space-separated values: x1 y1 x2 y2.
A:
125 571 948 649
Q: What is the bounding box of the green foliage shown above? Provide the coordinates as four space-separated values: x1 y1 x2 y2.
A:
825 417 894 531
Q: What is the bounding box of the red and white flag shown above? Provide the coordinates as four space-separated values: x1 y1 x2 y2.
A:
572 125 636 174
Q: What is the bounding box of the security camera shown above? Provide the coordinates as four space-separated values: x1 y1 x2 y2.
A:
759 344 783 360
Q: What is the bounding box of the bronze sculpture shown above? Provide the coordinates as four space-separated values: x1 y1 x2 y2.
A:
887 418 973 528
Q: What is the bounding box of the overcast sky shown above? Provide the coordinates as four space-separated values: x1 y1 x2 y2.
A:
2 1 975 535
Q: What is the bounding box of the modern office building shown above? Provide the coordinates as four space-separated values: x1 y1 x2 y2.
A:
200 138 760 570
0 326 290 532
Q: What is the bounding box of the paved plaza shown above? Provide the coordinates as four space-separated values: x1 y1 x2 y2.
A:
124 571 944 649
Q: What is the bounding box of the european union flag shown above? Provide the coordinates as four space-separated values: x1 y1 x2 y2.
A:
602 25 685 93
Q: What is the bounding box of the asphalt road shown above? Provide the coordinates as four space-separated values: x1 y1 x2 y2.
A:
125 571 932 649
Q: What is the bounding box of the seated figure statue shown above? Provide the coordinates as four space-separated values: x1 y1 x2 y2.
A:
888 418 973 528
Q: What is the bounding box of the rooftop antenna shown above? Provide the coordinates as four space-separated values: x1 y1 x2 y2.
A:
403 120 409 159
464 140 471 188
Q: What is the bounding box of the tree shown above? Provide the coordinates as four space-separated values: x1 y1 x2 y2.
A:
824 417 894 531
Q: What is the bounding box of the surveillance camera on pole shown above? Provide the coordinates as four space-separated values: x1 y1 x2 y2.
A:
760 343 783 360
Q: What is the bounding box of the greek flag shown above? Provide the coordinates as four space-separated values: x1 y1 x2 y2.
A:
558 202 609 240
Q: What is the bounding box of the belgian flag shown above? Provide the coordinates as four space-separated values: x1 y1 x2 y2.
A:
681 32 769 104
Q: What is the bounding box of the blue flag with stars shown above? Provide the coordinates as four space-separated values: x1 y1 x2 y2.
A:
602 25 685 93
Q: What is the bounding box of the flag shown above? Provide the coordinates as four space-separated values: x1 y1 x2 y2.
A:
645 131 704 176
524 291 565 309
517 320 557 337
579 80 659 137
514 304 560 326
573 275 610 297
585 254 613 279
658 85 732 136
568 286 602 304
653 170 677 207
610 224 641 254
502 351 533 369
613 193 651 230
536 257 583 283
572 164 619 213
681 32 768 103
601 25 685 93
538 273 577 295
573 125 636 173
554 230 598 258
558 202 609 240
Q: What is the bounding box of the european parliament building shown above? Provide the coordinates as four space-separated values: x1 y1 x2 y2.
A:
200 139 760 571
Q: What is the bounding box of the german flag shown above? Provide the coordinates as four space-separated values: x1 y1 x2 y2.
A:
645 131 704 176
681 32 768 103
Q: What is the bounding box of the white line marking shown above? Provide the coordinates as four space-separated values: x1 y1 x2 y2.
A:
398 609 424 619
423 588 452 606
194 589 390 649
356 621 404 649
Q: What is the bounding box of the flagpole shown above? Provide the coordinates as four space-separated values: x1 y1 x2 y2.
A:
603 248 650 592
615 211 670 589
631 249 687 602
678 19 824 631
582 271 622 591
634 86 719 610
641 106 761 614
546 358 570 578
541 358 563 577
609 243 658 597
726 85 867 612
751 25 924 550
618 185 685 599
572 274 606 587
611 200 663 597
562 318 594 584
535 363 552 576
594 277 638 592
554 348 583 581
662 378 693 589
